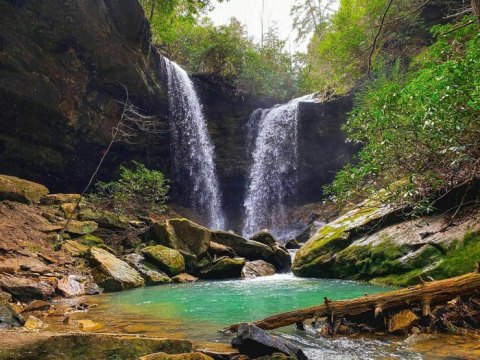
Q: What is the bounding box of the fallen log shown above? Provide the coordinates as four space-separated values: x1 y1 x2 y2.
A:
227 270 480 332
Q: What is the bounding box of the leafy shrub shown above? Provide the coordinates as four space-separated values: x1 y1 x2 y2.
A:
326 17 480 211
88 162 169 214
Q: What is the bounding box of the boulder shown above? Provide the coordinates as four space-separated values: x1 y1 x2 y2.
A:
40 193 81 205
241 260 276 279
89 247 144 291
62 240 90 257
22 300 51 313
79 208 131 230
272 245 292 273
140 352 213 360
232 324 308 360
0 275 55 301
123 253 172 285
24 315 45 331
251 230 278 247
293 198 401 277
78 234 104 247
57 276 85 297
142 245 185 277
172 273 198 283
0 175 49 204
0 302 24 327
209 241 237 258
285 240 301 249
199 257 245 279
148 219 211 257
60 220 98 235
211 231 273 261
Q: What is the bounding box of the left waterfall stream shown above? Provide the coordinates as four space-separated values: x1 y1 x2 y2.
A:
164 57 225 230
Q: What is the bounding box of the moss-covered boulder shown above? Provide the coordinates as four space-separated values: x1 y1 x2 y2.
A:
123 253 172 285
62 240 90 257
59 220 98 235
292 199 398 277
40 193 81 205
199 257 246 279
211 231 273 261
79 208 131 230
89 247 144 291
0 175 49 204
142 245 185 277
0 333 193 360
78 234 104 247
147 219 211 257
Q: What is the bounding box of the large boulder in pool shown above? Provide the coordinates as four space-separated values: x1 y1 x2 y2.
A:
123 253 172 285
241 260 276 279
0 175 49 204
89 247 144 291
232 324 308 360
211 231 273 261
272 245 292 273
147 219 211 257
250 229 278 247
142 245 185 277
198 257 245 279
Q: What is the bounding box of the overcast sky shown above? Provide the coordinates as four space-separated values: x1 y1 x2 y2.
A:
208 0 309 53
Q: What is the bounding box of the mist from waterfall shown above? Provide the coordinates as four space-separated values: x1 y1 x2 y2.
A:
164 57 225 230
243 94 316 238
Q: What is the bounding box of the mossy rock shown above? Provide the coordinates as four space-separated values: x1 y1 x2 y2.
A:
198 256 245 279
62 240 90 257
142 245 185 277
40 193 81 205
0 175 49 204
292 199 398 277
146 219 211 257
3 333 193 360
79 208 130 230
60 220 98 235
78 234 104 247
89 247 144 291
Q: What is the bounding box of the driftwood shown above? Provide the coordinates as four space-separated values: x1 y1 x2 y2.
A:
227 270 480 332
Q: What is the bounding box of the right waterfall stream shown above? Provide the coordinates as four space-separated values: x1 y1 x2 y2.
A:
243 94 317 238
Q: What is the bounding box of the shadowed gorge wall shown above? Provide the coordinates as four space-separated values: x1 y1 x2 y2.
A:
0 0 356 231
0 0 170 191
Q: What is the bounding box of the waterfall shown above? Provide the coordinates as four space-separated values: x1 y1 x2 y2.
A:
243 94 316 238
164 58 225 230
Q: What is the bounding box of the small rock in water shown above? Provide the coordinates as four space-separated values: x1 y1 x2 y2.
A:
57 276 85 297
77 319 103 331
172 273 198 283
24 315 45 331
22 300 51 313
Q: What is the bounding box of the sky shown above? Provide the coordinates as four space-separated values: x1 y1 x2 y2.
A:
208 0 310 53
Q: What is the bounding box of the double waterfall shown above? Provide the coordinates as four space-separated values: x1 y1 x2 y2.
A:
164 57 314 236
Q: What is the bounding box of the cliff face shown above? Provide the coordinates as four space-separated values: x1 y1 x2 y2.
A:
0 0 170 191
0 0 356 228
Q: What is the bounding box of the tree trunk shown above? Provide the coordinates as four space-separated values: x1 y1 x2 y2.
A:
472 0 480 21
227 270 480 332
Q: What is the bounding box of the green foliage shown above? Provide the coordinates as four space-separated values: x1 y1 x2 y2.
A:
326 18 480 210
299 0 426 95
89 162 169 215
165 18 298 101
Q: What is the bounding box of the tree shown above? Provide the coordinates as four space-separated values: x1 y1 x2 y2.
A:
290 0 335 42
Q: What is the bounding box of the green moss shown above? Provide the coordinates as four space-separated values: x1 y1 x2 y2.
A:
78 234 104 247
